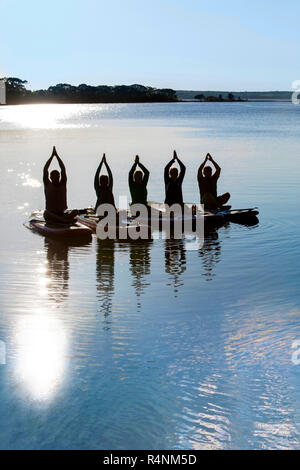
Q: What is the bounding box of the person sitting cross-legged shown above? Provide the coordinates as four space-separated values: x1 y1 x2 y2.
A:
197 153 230 211
43 146 79 224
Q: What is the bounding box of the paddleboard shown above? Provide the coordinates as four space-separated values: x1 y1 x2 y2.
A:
30 219 93 238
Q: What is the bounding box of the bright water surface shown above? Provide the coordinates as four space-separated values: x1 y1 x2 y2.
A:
0 102 300 449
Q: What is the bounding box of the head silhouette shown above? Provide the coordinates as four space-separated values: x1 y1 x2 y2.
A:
204 166 212 177
169 167 178 181
100 174 109 187
134 170 143 184
50 170 60 184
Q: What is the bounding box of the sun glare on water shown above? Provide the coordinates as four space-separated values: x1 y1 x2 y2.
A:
1 104 88 129
15 310 68 401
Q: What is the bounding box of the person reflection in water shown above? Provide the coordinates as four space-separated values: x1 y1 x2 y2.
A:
197 153 230 211
43 146 79 224
129 240 152 307
96 239 115 319
198 224 223 281
164 238 186 295
44 239 70 302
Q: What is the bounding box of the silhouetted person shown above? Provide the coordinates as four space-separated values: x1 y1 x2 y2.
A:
164 150 186 206
43 146 78 224
94 154 116 212
129 155 149 206
197 153 230 210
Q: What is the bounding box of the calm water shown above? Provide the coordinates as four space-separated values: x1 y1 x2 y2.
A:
0 102 300 449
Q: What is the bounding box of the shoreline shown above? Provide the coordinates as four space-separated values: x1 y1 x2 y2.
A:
0 99 291 106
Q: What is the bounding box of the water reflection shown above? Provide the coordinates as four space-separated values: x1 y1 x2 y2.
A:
42 239 70 301
198 224 223 281
96 239 115 320
164 238 186 295
198 216 259 281
129 240 152 306
15 310 68 401
42 238 92 301
0 104 87 129
15 238 92 401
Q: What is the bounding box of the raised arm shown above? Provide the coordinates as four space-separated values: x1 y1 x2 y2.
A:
104 160 113 190
43 146 58 184
129 162 137 185
197 154 209 181
43 154 54 185
174 151 186 182
54 148 67 183
209 154 221 179
138 161 150 186
164 158 175 183
94 156 104 192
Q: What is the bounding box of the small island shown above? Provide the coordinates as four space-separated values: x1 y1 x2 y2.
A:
1 77 178 104
194 92 246 102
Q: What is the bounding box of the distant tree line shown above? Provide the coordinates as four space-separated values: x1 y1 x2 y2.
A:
176 90 291 101
1 78 178 104
194 92 245 102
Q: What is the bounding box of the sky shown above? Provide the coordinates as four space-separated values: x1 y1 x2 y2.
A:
0 0 299 91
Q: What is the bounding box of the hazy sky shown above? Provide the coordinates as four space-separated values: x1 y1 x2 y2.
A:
0 0 298 90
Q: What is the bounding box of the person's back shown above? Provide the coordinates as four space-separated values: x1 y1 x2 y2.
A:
129 155 149 206
95 181 115 210
43 148 67 214
44 175 67 213
94 154 115 212
198 169 218 204
164 151 185 206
